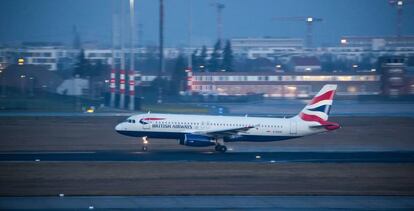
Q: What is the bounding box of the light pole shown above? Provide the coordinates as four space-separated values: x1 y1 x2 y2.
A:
129 0 136 111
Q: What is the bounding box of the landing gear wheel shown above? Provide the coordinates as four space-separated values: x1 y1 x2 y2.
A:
215 145 221 151
141 136 149 152
142 145 148 151
215 145 227 153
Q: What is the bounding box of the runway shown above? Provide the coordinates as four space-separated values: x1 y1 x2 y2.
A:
1 150 414 163
1 196 414 210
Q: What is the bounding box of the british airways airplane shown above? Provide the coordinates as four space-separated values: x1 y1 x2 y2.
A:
115 84 340 152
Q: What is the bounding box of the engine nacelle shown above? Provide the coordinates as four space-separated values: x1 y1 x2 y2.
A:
179 134 215 147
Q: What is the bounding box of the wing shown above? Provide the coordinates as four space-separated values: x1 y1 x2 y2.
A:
189 125 256 138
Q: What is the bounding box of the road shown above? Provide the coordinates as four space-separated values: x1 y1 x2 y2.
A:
1 196 414 210
1 150 414 163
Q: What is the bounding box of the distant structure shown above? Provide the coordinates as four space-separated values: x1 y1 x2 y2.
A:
158 0 164 103
211 2 225 44
72 25 81 49
289 56 321 72
339 36 414 49
388 0 414 38
273 17 323 48
110 5 119 108
129 0 136 111
380 56 408 96
119 0 126 109
140 71 381 98
230 37 304 59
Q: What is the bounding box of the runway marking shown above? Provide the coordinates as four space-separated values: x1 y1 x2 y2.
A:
0 151 96 155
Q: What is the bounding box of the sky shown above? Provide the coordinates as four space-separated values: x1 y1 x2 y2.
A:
0 0 413 47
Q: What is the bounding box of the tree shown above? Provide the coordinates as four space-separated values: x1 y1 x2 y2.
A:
169 54 187 95
191 49 199 71
73 49 91 78
222 40 234 72
199 45 208 71
208 40 222 72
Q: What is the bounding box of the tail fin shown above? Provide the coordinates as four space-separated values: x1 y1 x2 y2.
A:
298 84 340 130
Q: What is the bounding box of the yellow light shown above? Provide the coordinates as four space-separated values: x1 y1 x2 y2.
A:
18 58 25 65
287 86 297 91
337 76 352 81
347 86 357 93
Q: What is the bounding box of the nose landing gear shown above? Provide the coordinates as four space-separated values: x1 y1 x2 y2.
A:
142 136 149 151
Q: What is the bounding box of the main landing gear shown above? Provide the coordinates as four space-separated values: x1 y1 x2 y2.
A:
214 138 227 153
214 145 227 152
141 136 149 152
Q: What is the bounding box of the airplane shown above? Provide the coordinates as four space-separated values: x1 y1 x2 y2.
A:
115 84 340 152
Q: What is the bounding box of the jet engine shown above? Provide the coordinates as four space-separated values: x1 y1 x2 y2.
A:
179 134 215 147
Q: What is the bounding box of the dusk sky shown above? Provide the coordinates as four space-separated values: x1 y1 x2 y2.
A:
1 0 413 47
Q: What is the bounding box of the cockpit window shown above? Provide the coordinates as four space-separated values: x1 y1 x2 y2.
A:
126 119 135 123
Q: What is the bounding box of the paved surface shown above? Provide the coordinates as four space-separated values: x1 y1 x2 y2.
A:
221 100 414 117
1 196 414 210
1 100 414 117
1 150 414 163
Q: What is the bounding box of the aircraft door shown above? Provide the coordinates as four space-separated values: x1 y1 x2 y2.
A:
289 120 297 135
200 121 206 130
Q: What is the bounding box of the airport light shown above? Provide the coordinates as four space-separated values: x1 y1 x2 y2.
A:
276 64 282 68
18 58 25 65
397 0 403 6
340 39 347 45
307 17 313 22
20 75 26 78
371 68 376 72
352 64 358 68
287 86 297 91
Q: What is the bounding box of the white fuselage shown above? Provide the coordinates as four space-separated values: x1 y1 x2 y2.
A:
115 113 324 142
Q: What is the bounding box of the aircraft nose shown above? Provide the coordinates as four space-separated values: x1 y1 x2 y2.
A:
115 123 123 131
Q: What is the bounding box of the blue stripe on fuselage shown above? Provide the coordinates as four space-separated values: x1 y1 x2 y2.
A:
116 130 300 142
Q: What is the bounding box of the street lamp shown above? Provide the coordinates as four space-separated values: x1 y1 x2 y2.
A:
18 58 25 66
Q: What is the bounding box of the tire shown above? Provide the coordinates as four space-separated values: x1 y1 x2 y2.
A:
219 145 227 153
142 146 148 152
214 145 221 151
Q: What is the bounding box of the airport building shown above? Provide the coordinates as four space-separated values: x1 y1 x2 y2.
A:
189 71 381 97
